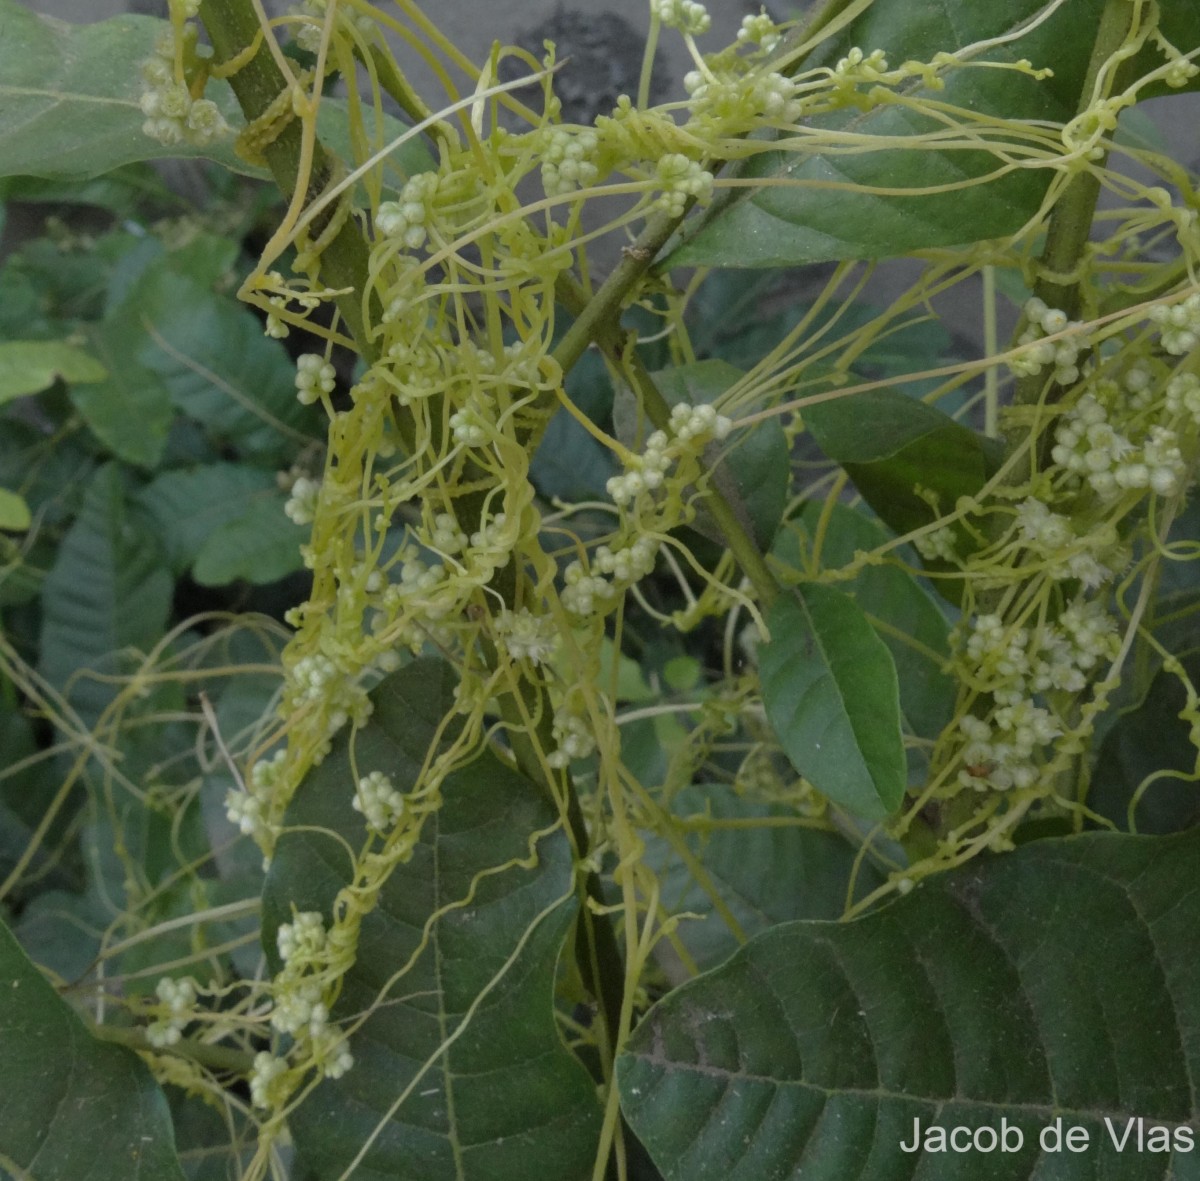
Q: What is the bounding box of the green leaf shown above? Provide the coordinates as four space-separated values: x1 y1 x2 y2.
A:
774 503 954 739
804 387 1001 541
0 3 255 180
669 0 1200 267
642 784 883 971
618 827 1200 1180
759 586 905 820
262 659 602 1180
618 360 789 551
0 339 106 405
192 496 307 586
111 263 320 463
0 4 435 185
137 463 304 585
74 325 174 468
0 916 186 1181
1087 655 1200 835
38 463 173 727
0 487 30 531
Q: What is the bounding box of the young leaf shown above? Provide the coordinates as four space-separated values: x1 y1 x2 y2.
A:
0 917 187 1181
0 486 30 532
262 659 602 1180
38 463 173 727
759 585 905 820
0 339 106 405
669 0 1200 267
618 827 1200 1180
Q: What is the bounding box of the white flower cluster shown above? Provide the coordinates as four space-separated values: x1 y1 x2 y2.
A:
277 910 327 965
1052 388 1186 498
250 1051 287 1109
292 0 374 53
958 704 1061 791
737 11 781 54
1009 298 1083 384
449 396 493 447
955 601 1120 790
913 524 958 562
139 30 229 148
261 909 354 1092
834 47 891 82
1165 371 1200 425
429 511 468 555
225 749 287 844
563 537 658 616
654 154 714 218
147 976 197 1048
1014 497 1118 589
540 128 600 198
563 402 731 617
376 172 440 251
353 770 406 830
547 706 597 768
284 476 321 526
1149 293 1200 355
284 651 373 752
652 0 710 34
607 402 732 507
494 608 560 665
295 354 336 405
684 68 801 127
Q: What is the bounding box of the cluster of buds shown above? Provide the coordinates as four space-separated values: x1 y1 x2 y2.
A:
1009 298 1083 385
376 172 440 251
139 28 229 148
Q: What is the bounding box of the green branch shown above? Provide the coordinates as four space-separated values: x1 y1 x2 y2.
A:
1011 0 1137 415
199 0 379 361
91 1022 255 1073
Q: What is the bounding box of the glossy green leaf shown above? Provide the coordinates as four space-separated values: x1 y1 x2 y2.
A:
670 1 1200 268
0 916 186 1181
38 464 172 727
642 784 884 971
774 503 954 739
804 387 1001 541
618 827 1200 1180
0 339 106 405
262 659 601 1180
618 360 789 550
137 463 304 585
759 586 905 820
0 487 30 532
